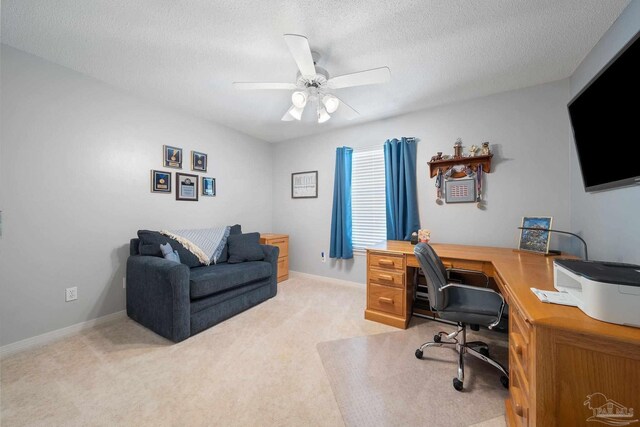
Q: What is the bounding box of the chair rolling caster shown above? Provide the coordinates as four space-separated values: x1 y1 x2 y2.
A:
500 375 509 389
453 378 464 391
433 334 441 343
415 349 423 359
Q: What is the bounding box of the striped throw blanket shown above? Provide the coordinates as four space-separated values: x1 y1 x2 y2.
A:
160 226 230 265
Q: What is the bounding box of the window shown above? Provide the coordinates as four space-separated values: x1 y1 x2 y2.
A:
351 147 386 250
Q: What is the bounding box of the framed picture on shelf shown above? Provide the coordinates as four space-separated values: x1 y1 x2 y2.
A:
291 171 318 199
163 145 183 169
202 177 216 196
150 170 171 193
176 173 198 201
518 216 553 254
191 151 207 172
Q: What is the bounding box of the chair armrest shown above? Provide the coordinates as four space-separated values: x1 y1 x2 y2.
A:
447 268 489 287
439 283 505 329
126 255 191 342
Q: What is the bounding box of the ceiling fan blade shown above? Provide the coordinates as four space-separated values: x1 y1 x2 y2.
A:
233 82 297 90
333 95 360 120
327 67 390 89
283 34 316 77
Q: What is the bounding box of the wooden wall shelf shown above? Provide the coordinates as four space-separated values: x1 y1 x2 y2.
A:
427 154 493 178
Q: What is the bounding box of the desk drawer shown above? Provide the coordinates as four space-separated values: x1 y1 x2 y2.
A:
368 284 404 316
277 257 288 281
369 253 404 271
369 269 404 288
509 365 530 426
269 239 288 257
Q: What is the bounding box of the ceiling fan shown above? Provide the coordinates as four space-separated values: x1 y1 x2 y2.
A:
233 34 391 123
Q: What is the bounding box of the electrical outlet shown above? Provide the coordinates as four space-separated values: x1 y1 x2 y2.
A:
65 287 77 302
321 251 326 263
122 277 126 289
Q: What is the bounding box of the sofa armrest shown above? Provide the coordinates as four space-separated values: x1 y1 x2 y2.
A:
126 255 190 342
261 244 279 296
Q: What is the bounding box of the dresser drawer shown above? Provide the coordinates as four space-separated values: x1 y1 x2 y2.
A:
277 257 288 279
369 269 404 288
509 365 530 426
268 239 288 257
368 284 404 316
368 253 404 271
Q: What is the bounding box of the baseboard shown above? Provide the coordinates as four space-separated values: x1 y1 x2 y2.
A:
289 270 364 288
0 310 126 358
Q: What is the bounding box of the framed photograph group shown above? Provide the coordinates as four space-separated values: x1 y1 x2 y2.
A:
518 216 553 254
153 146 215 201
291 171 318 199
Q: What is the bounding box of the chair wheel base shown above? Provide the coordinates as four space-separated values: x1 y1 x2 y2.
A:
453 378 464 391
433 334 441 343
415 349 423 359
500 375 509 389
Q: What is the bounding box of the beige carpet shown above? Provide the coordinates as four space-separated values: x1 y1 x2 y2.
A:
317 319 509 427
1 273 506 426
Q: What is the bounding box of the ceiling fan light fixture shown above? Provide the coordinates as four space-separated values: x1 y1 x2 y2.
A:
291 91 308 108
317 106 331 123
289 105 304 121
322 95 340 113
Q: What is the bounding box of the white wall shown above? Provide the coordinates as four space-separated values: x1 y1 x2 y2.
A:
568 0 640 264
0 46 274 346
272 80 574 283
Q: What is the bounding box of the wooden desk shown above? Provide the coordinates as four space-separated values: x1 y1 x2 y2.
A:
365 241 640 427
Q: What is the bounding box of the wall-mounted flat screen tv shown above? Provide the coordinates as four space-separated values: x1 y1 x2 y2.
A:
568 31 640 192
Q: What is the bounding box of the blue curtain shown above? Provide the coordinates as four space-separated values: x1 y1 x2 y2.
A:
384 138 420 240
330 146 353 259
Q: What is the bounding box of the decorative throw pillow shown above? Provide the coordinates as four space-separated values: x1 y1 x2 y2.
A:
218 224 242 263
227 232 264 264
137 230 201 267
160 243 181 263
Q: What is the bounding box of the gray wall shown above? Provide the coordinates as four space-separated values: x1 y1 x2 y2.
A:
569 0 640 263
0 46 274 346
272 80 574 283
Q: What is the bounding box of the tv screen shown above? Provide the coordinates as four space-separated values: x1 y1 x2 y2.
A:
568 31 640 192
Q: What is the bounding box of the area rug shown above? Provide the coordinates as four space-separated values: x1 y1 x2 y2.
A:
317 319 509 427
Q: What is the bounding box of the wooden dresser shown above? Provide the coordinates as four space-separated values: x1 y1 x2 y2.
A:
366 241 640 426
259 233 289 282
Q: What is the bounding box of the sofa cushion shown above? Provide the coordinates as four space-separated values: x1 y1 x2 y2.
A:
190 261 271 299
218 224 242 263
227 232 264 264
137 230 201 268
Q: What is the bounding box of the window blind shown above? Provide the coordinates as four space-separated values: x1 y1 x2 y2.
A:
351 147 386 250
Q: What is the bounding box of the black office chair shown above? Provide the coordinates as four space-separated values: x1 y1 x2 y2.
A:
413 243 509 391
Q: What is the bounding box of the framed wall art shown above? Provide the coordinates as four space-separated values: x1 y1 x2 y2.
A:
444 178 476 203
150 170 172 193
163 145 183 169
202 177 216 196
191 151 207 172
518 216 553 254
291 171 318 199
176 173 198 201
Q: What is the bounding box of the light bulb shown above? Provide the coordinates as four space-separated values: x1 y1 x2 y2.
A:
322 95 340 113
291 91 308 108
317 106 330 123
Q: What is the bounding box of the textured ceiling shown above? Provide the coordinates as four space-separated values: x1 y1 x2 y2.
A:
1 0 630 142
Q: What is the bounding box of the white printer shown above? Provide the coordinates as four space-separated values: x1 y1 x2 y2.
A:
554 259 640 328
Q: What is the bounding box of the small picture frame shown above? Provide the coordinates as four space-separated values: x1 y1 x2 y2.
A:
518 216 553 254
151 170 172 193
291 171 318 199
202 177 216 196
176 173 199 201
192 151 207 172
444 178 476 203
163 145 183 169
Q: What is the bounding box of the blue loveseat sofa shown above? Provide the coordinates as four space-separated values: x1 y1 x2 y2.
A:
126 226 278 342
